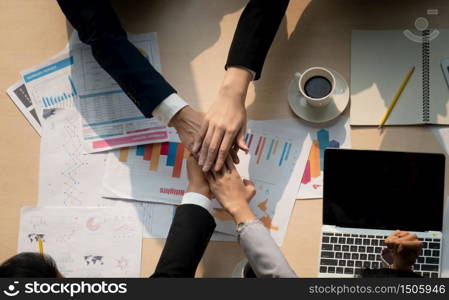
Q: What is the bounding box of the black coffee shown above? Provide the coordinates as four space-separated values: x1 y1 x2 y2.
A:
304 76 332 99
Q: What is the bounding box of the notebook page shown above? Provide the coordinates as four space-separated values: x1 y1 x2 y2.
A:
351 30 422 125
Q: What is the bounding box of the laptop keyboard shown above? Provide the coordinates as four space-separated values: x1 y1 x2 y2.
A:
319 232 441 277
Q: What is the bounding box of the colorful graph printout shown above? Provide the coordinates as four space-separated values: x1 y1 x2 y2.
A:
212 120 312 245
102 128 190 205
297 116 351 199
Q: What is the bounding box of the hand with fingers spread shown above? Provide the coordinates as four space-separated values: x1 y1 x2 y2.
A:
205 157 256 224
186 155 211 199
192 67 252 172
385 230 423 271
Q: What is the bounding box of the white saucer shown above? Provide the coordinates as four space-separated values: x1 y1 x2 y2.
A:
288 70 350 124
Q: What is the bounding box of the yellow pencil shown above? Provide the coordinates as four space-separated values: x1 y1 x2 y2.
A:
38 238 44 255
378 66 415 128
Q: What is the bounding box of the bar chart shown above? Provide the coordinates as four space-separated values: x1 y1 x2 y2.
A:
301 129 341 185
244 133 292 167
118 141 189 178
41 76 78 108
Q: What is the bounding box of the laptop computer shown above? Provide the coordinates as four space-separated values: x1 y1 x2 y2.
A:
318 149 445 278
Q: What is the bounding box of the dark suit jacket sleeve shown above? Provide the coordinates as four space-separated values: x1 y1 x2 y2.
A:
226 0 289 80
151 204 216 278
56 0 176 117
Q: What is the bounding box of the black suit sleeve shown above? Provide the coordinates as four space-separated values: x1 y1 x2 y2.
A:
151 205 216 278
56 0 176 117
226 0 289 80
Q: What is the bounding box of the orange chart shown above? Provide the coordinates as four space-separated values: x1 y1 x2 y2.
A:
118 142 189 178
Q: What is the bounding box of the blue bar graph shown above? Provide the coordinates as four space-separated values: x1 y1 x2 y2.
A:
266 139 275 160
41 76 78 108
279 142 288 167
167 143 178 166
284 143 292 161
136 145 145 156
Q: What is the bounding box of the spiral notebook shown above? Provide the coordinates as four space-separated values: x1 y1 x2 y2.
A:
351 30 449 125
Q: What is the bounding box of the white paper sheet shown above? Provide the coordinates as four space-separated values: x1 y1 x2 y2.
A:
211 120 312 245
70 32 168 153
102 128 189 205
21 53 77 119
245 116 351 199
6 80 42 135
38 108 112 207
37 108 179 239
18 206 142 277
77 91 168 153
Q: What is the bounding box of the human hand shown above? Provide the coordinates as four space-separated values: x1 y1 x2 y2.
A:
186 155 211 199
205 157 256 224
169 106 204 152
192 67 252 172
385 230 423 271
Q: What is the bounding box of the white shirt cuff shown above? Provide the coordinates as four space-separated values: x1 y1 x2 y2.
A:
181 192 213 215
152 93 188 125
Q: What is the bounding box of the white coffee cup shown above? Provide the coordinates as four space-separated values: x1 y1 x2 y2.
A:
295 67 336 108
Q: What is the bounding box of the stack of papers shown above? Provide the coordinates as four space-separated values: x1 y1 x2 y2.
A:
6 32 236 278
6 30 353 276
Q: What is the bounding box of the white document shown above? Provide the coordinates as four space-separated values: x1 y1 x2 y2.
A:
21 53 77 119
6 80 42 135
38 108 112 207
38 108 177 239
243 116 351 199
70 32 168 153
102 128 189 205
211 120 312 245
18 206 142 278
77 91 168 153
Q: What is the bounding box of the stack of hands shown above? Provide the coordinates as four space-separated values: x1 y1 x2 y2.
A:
170 67 252 172
186 155 256 225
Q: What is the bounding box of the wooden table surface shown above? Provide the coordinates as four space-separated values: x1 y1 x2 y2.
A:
1 0 448 277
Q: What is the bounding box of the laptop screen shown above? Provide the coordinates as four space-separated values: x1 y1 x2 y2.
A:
323 149 445 232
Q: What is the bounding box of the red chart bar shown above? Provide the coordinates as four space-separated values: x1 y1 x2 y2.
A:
143 144 153 161
256 137 266 164
160 142 169 155
172 144 185 178
254 136 263 155
247 134 254 149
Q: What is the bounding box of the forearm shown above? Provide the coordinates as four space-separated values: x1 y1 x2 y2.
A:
219 67 252 105
225 199 296 278
57 0 176 117
238 221 296 278
151 204 215 278
226 0 289 80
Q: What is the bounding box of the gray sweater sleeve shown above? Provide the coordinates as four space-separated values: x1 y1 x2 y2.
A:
238 220 297 278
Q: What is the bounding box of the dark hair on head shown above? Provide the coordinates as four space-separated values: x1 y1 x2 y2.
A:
0 252 59 278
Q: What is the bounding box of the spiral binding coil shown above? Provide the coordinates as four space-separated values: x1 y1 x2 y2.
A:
422 30 430 123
